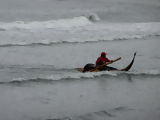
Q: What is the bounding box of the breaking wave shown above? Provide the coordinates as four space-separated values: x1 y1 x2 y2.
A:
1 69 160 85
0 20 160 47
0 36 151 47
0 34 159 47
0 16 92 30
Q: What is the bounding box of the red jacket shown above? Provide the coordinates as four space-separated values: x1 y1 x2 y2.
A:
96 57 110 66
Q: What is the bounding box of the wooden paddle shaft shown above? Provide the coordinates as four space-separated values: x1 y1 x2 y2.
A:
105 57 121 66
112 57 121 62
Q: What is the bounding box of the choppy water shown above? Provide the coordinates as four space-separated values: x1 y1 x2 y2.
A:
0 0 160 120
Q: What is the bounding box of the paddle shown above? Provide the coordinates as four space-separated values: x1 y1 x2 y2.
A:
87 57 121 72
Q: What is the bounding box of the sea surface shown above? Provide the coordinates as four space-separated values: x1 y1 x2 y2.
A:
0 0 160 120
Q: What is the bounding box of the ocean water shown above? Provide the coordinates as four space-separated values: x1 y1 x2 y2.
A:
0 0 160 120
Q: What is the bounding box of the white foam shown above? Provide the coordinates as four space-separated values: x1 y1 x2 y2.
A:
40 71 117 81
0 21 160 46
10 69 160 83
11 71 117 83
0 16 92 30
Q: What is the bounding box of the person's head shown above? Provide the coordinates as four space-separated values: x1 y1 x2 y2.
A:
101 52 106 58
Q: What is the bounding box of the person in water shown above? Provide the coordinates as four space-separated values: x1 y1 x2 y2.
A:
96 52 117 71
83 52 117 72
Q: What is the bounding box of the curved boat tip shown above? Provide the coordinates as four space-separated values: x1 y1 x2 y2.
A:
120 52 136 71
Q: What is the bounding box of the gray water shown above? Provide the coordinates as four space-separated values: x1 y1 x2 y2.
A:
0 0 160 120
0 0 160 22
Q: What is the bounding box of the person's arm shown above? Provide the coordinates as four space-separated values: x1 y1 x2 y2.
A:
105 58 111 63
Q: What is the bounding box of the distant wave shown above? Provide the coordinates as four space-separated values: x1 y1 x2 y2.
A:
0 34 159 47
0 42 58 47
0 14 99 31
0 21 160 47
46 106 133 120
1 70 160 85
0 16 92 30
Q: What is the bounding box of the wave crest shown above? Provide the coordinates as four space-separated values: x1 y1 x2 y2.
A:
1 69 160 85
0 16 92 30
0 34 159 47
0 21 160 47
